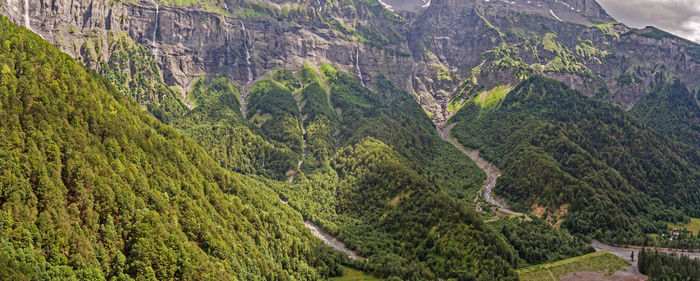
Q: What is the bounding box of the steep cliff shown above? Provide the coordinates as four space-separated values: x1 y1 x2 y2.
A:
2 0 698 123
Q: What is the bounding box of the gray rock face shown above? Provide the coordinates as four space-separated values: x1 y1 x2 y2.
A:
2 0 697 123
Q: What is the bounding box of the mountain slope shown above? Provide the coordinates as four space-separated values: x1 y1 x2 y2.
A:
170 74 298 178
2 0 697 124
630 78 700 168
0 16 345 280
449 76 699 244
229 65 517 279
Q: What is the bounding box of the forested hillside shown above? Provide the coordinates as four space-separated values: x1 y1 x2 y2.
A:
0 16 346 280
449 77 700 245
4 3 700 277
239 65 520 279
638 248 700 280
169 75 296 178
631 77 700 172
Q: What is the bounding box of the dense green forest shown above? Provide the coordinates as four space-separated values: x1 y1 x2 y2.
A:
0 16 346 280
0 16 530 280
169 75 297 178
638 249 700 280
322 65 485 202
487 217 594 267
242 65 522 279
9 11 698 279
331 138 517 280
449 77 700 245
630 76 700 178
256 65 598 279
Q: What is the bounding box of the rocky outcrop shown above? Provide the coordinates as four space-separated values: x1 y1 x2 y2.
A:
2 0 697 123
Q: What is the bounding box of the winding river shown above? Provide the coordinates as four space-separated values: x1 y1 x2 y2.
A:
303 220 364 260
437 122 522 216
279 198 363 260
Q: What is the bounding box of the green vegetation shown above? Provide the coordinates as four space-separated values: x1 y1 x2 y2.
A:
245 78 305 174
158 63 518 279
247 78 304 154
169 75 296 178
631 78 700 178
330 139 517 280
541 33 594 77
489 217 594 267
447 98 466 114
474 85 513 110
481 44 534 80
626 26 680 41
575 40 609 64
0 16 345 280
450 77 700 245
668 218 700 236
478 13 506 38
590 22 620 39
517 251 629 281
99 33 188 123
331 266 382 281
629 78 700 250
322 65 486 203
638 248 700 280
270 65 519 280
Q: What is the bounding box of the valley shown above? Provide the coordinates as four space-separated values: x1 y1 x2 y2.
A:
0 0 699 280
591 241 700 262
437 122 522 216
303 220 364 261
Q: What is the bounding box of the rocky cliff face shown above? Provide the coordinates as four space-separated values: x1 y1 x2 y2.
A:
2 0 698 123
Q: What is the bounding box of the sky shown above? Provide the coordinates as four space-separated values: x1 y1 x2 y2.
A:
596 0 700 43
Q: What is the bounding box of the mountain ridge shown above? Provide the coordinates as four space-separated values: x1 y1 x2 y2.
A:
2 0 700 279
2 0 698 124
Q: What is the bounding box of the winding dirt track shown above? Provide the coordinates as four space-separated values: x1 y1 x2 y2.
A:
437 122 522 216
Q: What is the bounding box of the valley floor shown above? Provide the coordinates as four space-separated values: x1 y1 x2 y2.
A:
517 251 633 281
437 122 523 217
592 240 700 261
303 220 364 260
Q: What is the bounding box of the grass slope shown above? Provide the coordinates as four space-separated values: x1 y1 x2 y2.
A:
331 266 382 281
517 251 630 281
668 218 700 236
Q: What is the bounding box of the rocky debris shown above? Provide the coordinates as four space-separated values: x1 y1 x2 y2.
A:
303 220 364 260
437 123 524 217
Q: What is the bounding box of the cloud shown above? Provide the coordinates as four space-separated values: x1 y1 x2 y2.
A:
596 0 700 43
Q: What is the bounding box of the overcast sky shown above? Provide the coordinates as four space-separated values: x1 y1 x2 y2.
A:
596 0 700 43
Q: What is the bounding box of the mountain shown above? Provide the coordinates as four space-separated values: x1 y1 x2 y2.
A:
0 15 534 280
2 0 700 279
0 16 347 280
448 76 700 244
2 0 698 123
